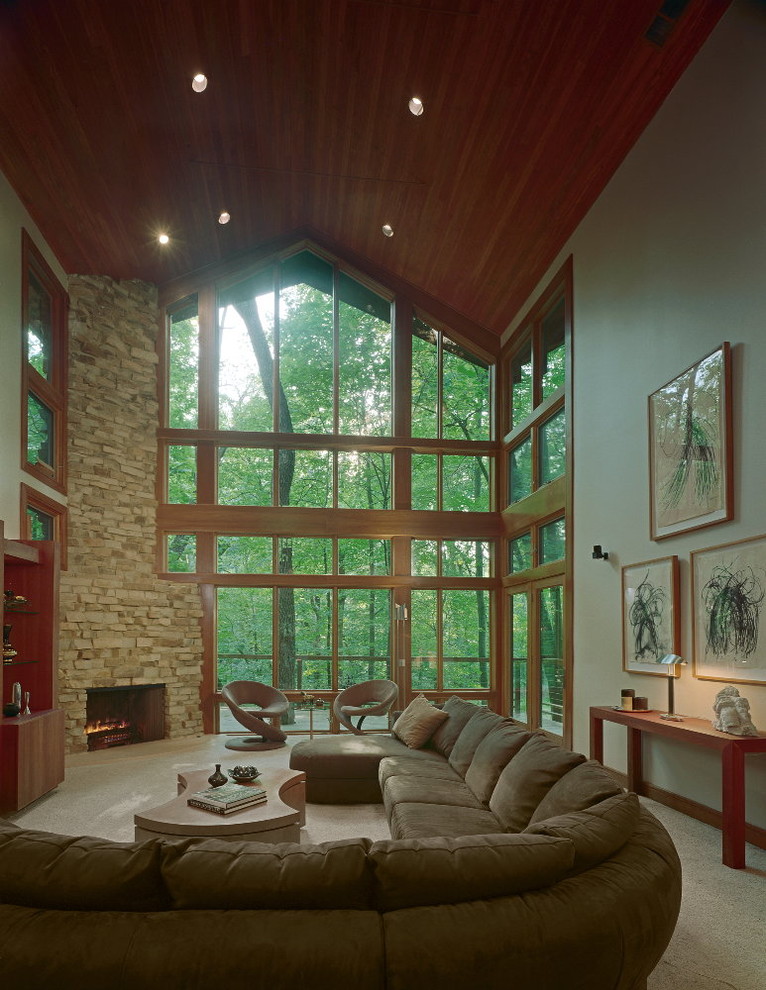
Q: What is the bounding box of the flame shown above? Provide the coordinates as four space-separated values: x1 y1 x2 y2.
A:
84 718 131 735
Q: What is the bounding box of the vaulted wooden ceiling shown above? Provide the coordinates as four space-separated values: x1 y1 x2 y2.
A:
0 0 728 338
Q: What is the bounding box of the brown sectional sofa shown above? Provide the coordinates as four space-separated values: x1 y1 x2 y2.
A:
0 697 682 989
288 695 683 988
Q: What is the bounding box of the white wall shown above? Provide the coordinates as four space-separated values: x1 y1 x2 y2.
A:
505 0 766 828
0 171 68 536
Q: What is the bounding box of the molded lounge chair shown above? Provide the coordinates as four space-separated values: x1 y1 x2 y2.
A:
221 680 289 751
333 679 398 734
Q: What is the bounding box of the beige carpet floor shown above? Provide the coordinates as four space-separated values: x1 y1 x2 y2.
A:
5 734 766 990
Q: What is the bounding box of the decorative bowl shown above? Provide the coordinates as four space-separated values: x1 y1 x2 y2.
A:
228 765 260 782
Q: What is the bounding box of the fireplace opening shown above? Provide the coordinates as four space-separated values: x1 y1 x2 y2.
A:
85 684 165 751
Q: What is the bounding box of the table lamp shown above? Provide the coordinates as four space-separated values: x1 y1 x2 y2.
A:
655 654 687 715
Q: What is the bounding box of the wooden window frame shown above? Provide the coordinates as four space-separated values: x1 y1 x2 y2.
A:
20 483 68 570
21 231 68 494
156 240 501 732
500 257 572 745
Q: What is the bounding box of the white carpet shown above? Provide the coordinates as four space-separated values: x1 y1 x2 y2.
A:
5 734 766 990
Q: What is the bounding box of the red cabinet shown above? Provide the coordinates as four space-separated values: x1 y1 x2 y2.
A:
1 520 64 813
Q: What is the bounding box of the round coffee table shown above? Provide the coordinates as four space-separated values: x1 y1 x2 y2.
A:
134 767 306 843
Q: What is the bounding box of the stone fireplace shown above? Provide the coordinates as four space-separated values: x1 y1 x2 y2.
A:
85 683 166 751
57 276 205 753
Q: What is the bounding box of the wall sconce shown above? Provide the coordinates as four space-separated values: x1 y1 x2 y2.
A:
656 653 687 715
592 544 609 560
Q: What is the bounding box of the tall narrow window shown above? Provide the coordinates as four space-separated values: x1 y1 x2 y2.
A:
21 231 68 493
502 259 571 743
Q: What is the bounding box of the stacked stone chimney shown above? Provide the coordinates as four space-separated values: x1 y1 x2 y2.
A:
58 275 203 753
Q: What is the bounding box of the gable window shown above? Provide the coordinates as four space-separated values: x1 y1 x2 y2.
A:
21 231 68 493
158 242 498 733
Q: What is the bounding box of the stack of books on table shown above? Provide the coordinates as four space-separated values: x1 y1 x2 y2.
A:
187 781 267 815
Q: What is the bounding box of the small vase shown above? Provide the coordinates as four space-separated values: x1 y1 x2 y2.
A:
208 764 227 787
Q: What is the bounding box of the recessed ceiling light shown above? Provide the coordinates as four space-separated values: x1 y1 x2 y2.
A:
382 224 394 237
158 233 170 245
408 97 424 116
218 211 231 225
192 73 208 93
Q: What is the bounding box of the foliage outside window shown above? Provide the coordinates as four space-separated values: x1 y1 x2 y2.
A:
160 243 497 731
22 231 68 493
502 260 571 742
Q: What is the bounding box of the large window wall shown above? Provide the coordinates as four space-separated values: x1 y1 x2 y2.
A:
158 242 499 732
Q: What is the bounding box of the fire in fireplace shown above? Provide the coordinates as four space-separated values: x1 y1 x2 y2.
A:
85 684 165 751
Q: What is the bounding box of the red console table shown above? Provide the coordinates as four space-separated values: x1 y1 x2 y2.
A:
589 705 766 869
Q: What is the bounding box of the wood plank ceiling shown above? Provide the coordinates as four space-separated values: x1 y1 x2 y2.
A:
0 0 729 338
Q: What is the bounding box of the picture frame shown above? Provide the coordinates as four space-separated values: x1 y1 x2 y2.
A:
648 342 732 541
622 556 680 675
691 534 766 686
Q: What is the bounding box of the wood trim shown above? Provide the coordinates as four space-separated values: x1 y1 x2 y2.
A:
603 767 766 853
158 505 503 539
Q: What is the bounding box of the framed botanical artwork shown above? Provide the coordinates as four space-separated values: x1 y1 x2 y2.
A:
622 556 680 675
691 535 766 686
648 342 732 541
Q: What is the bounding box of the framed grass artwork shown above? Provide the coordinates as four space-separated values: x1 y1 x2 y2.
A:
691 535 766 686
648 342 732 540
622 556 680 676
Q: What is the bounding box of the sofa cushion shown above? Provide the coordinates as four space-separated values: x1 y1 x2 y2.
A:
370 832 575 910
389 801 505 840
448 707 506 777
392 694 449 749
378 755 463 787
524 792 641 873
0 903 387 990
429 695 481 758
0 822 169 911
488 733 586 832
464 722 532 803
383 775 485 816
529 759 623 824
161 836 373 910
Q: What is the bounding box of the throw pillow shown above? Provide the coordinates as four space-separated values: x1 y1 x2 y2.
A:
524 792 641 873
447 707 505 777
392 694 449 749
528 759 623 824
488 733 586 832
430 695 482 757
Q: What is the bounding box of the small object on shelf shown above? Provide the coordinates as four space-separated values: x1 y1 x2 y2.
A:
633 696 649 711
620 689 635 711
712 685 758 737
227 764 260 782
3 624 17 661
207 764 228 787
3 703 20 717
22 692 31 716
12 682 22 709
4 589 29 609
